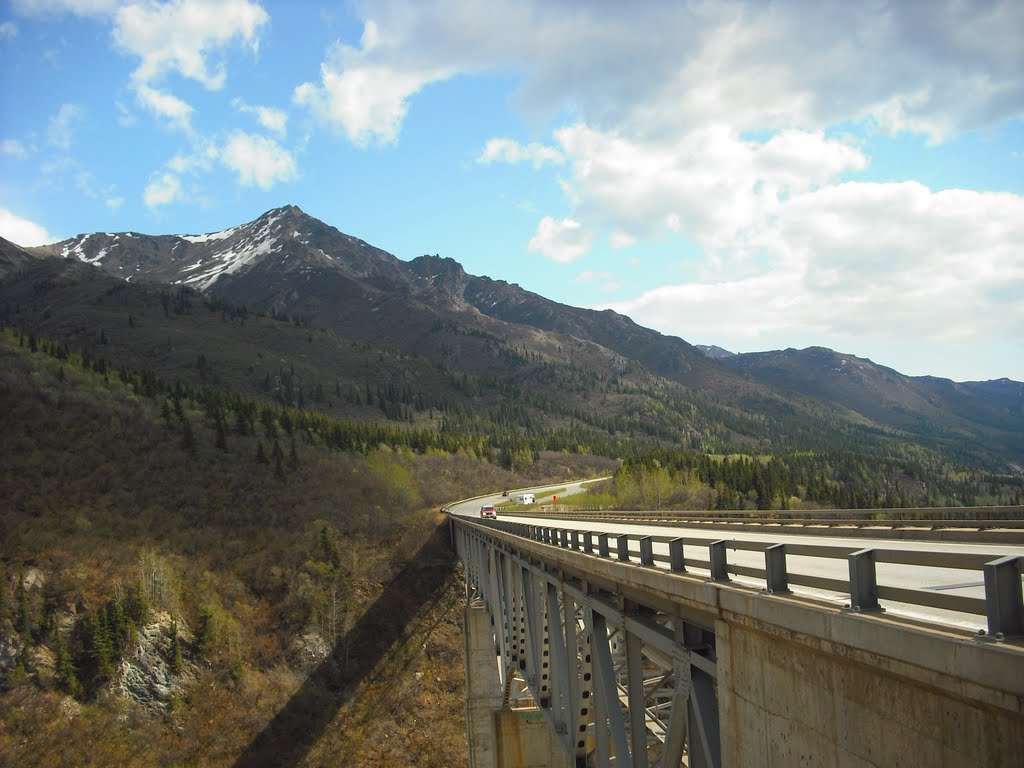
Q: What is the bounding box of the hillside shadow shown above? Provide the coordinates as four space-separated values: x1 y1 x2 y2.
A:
231 519 457 767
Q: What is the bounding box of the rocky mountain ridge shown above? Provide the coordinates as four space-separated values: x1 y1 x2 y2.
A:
12 204 1024 470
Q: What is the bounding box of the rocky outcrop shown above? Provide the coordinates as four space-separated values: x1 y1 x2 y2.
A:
118 612 192 711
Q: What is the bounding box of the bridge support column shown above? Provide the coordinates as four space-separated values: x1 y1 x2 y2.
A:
465 601 504 768
466 601 568 768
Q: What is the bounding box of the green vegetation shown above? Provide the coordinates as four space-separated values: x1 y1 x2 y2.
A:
0 327 611 767
571 447 1024 512
1 252 1020 766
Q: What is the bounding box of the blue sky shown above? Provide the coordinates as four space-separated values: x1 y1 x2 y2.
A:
1 0 1022 382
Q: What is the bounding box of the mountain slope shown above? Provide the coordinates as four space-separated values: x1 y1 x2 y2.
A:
722 347 1024 470
16 204 1024 471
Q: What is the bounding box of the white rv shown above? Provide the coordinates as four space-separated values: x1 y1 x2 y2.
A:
515 493 535 505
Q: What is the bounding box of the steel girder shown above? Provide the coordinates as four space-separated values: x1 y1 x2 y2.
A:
455 523 721 768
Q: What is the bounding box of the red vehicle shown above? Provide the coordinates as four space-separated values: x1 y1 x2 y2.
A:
479 504 497 519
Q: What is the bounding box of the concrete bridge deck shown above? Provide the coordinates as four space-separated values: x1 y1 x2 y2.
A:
450 503 1024 767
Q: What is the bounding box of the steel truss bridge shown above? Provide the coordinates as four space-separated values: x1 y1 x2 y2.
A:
451 510 1024 768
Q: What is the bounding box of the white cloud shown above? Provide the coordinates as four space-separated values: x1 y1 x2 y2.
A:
610 231 636 249
144 171 185 208
167 141 218 174
478 138 563 168
307 1 1024 146
599 181 1024 365
0 208 55 246
46 102 82 150
294 27 451 146
220 131 297 189
528 216 592 264
2 139 28 158
113 0 268 91
553 123 868 249
0 20 17 38
135 85 193 132
233 99 287 136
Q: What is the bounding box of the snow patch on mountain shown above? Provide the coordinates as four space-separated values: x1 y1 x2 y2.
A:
181 226 238 244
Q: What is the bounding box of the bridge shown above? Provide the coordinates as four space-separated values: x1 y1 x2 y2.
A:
448 497 1024 767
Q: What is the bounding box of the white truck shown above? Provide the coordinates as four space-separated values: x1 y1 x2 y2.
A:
515 493 535 505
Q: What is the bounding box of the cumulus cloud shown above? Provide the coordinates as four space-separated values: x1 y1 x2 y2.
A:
600 181 1024 362
294 22 451 146
552 123 868 249
528 216 592 264
135 85 194 132
478 138 563 168
233 98 287 136
113 0 268 91
0 208 55 246
305 1 1024 146
220 131 297 189
144 171 185 208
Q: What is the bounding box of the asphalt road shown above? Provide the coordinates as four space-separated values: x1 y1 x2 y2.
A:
449 483 1024 633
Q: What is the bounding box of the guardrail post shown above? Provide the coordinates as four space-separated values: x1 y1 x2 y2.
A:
571 530 582 551
583 531 595 554
617 535 631 562
598 533 610 558
639 536 654 567
710 540 729 581
984 555 1024 638
559 529 569 548
848 548 880 611
669 538 686 573
764 544 789 593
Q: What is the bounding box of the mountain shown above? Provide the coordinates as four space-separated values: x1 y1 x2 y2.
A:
721 347 1024 469
695 344 736 360
12 204 1024 471
32 206 730 390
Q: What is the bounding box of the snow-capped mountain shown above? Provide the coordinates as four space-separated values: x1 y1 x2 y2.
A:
40 205 406 294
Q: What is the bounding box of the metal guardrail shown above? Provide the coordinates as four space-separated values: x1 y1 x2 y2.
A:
515 505 1024 529
465 518 1024 640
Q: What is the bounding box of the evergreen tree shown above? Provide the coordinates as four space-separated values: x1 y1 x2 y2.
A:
255 440 268 464
193 607 213 658
89 612 116 682
54 633 82 696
